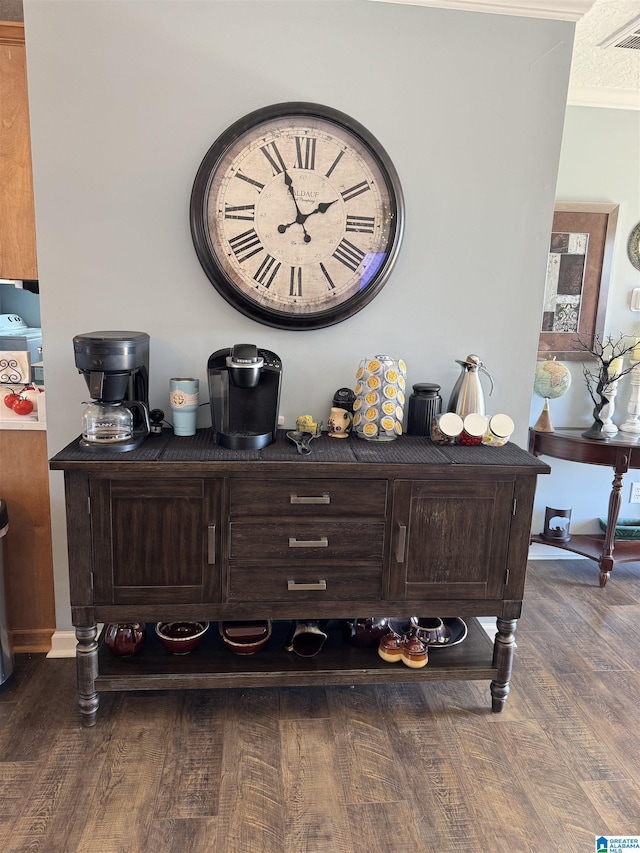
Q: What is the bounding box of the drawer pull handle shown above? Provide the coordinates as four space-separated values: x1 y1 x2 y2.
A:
288 536 329 548
287 580 327 591
396 524 407 563
290 494 330 505
207 525 216 564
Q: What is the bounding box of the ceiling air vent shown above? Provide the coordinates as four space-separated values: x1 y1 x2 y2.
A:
598 13 640 51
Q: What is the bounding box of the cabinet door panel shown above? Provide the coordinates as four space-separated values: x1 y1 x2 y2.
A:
390 479 513 600
0 25 38 280
91 479 221 605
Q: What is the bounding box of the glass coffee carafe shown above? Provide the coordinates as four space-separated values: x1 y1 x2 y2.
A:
81 400 150 450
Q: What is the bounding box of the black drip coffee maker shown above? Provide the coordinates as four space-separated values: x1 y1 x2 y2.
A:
207 343 282 449
73 331 150 452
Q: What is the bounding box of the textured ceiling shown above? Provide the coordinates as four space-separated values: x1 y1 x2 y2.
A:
568 0 640 107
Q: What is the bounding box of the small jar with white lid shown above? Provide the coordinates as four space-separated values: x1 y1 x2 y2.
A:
431 411 463 444
459 413 489 446
482 413 514 446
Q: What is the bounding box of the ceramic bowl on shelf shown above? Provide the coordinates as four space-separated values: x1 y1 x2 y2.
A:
410 617 451 647
155 621 209 655
411 617 468 649
219 620 272 655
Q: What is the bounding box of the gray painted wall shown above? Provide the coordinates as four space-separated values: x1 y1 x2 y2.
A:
23 0 574 630
529 105 640 537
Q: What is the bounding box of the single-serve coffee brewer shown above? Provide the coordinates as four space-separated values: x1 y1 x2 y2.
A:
207 344 282 449
73 331 150 452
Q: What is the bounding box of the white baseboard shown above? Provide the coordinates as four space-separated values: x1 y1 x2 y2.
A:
527 542 588 560
46 630 76 658
47 624 105 658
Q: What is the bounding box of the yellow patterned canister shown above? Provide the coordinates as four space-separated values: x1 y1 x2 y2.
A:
353 355 407 441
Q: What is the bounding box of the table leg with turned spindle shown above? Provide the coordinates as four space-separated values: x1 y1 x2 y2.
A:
600 458 628 587
75 624 99 727
490 617 516 712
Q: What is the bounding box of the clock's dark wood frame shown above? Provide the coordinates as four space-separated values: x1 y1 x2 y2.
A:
189 102 405 330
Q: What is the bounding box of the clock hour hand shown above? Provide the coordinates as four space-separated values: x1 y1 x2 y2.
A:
305 198 338 218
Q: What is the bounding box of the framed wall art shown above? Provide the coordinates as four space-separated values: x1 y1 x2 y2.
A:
538 201 619 360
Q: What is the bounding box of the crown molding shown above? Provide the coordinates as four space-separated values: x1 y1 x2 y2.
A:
368 0 595 22
567 85 640 111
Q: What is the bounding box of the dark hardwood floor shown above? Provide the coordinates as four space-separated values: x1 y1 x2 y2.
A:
1 558 639 852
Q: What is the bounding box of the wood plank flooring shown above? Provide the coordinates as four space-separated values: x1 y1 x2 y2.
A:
1 557 639 852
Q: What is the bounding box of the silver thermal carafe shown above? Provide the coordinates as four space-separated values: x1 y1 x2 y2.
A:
207 344 282 450
447 354 494 417
73 331 151 452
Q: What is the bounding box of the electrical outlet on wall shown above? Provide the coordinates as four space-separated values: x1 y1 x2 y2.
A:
630 482 640 503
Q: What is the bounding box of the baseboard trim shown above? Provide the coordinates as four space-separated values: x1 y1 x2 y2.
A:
527 542 588 560
46 630 76 659
12 628 54 654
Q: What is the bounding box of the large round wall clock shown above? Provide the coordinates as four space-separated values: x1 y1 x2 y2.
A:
628 221 640 271
190 102 404 330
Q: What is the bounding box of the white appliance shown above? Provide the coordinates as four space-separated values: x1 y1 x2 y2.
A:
0 314 42 368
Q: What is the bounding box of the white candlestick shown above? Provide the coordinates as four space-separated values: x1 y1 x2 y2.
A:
619 360 640 434
601 377 619 435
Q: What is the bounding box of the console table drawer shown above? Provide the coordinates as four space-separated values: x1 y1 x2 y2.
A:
229 522 385 560
229 478 387 518
227 563 383 602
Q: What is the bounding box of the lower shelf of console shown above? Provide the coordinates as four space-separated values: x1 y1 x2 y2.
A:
95 617 497 692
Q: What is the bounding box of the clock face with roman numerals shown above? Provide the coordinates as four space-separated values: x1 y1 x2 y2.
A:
190 103 404 330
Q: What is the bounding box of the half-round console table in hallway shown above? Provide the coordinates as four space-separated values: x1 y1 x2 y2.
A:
529 427 640 587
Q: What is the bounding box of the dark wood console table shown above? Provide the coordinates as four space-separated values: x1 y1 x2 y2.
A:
529 427 640 587
51 430 548 725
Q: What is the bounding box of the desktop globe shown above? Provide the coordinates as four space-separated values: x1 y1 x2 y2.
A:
532 358 571 432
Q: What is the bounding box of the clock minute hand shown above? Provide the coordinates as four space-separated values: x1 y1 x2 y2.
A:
280 170 311 242
283 170 299 209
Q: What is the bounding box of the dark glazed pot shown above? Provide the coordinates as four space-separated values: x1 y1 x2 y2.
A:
155 621 209 655
104 622 146 656
344 617 390 648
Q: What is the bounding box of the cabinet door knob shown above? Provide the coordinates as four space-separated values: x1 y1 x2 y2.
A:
290 494 331 504
287 580 327 591
207 525 216 564
288 537 329 548
395 525 407 563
